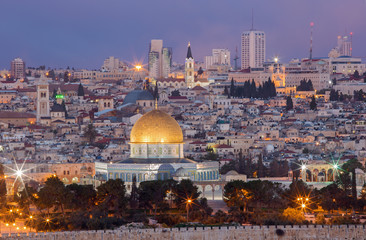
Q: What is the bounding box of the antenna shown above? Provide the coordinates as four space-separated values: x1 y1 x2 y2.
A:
251 9 254 30
310 22 314 60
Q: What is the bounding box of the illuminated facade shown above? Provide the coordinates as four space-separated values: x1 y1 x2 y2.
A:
241 30 266 69
95 108 220 191
36 75 50 123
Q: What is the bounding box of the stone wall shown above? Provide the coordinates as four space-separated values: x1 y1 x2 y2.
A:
1 225 366 240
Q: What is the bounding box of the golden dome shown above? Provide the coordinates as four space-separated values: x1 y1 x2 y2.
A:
130 110 183 144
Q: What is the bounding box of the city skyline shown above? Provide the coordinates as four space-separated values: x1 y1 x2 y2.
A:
0 0 365 69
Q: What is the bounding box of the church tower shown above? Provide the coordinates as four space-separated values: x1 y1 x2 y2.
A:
185 42 195 88
36 75 50 123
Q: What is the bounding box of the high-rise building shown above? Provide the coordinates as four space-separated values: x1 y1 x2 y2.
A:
241 30 265 69
185 42 195 88
205 49 230 69
10 58 25 79
337 35 352 57
148 40 172 79
162 47 172 78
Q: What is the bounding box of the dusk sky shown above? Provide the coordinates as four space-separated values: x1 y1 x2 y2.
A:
1 0 365 69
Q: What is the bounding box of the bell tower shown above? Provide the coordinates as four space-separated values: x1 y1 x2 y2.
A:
185 42 195 88
36 75 50 123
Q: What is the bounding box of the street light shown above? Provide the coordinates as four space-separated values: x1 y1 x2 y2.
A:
135 65 142 71
186 199 192 222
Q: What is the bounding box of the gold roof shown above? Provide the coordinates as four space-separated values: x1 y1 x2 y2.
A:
130 110 183 144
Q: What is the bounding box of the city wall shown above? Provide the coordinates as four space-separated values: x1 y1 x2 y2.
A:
1 225 366 240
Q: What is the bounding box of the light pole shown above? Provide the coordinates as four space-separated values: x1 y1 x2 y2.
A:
186 199 192 222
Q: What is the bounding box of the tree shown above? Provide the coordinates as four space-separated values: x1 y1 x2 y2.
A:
364 75 366 83
84 123 97 144
197 67 204 76
47 70 56 80
223 180 252 212
153 82 159 100
318 183 351 211
238 149 245 174
230 78 236 98
77 83 85 97
330 89 339 101
129 176 138 209
64 71 70 82
354 70 360 79
297 79 314 91
36 176 70 216
341 159 363 206
269 159 280 177
14 184 37 213
257 154 265 178
66 184 96 211
291 160 301 181
96 179 127 217
173 179 200 210
332 78 337 85
223 86 229 97
310 95 317 110
171 89 181 97
282 207 305 224
286 96 293 111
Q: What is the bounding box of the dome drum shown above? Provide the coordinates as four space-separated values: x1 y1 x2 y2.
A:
130 143 184 159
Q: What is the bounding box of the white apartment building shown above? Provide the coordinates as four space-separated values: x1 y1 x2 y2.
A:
101 56 126 72
329 56 365 75
11 58 25 79
285 72 331 91
241 30 265 69
205 49 230 69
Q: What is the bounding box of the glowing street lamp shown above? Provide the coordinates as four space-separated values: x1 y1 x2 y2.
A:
186 199 192 222
135 65 142 71
301 165 306 171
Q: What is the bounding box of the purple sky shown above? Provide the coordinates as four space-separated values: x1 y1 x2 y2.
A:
1 0 365 69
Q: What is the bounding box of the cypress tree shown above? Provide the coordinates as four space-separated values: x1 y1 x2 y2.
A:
230 78 236 97
77 83 85 97
310 95 317 110
286 96 293 111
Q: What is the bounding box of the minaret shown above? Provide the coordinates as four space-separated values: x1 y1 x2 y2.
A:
185 42 195 88
36 74 50 123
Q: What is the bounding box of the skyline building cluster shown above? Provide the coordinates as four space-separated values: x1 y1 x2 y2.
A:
148 39 172 79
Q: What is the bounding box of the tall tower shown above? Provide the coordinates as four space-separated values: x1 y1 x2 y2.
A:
36 75 50 123
148 40 163 79
185 42 195 88
241 30 265 69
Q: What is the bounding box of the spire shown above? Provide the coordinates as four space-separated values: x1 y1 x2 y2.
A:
155 98 158 110
186 42 193 59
